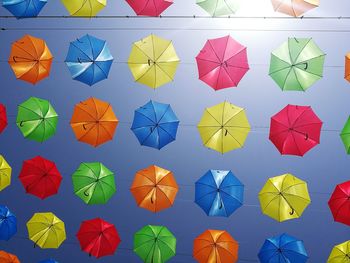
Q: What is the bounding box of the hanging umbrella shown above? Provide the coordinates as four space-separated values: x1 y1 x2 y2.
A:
197 101 250 154
328 180 350 227
196 35 249 90
345 53 350 83
8 35 53 85
0 251 20 263
269 104 323 156
39 260 58 263
130 165 178 213
134 225 176 263
196 0 240 16
126 0 173 16
0 104 8 134
340 117 350 154
70 97 118 147
0 155 11 192
76 218 121 258
328 240 350 263
259 173 311 222
72 162 116 205
193 229 238 263
269 38 325 91
195 170 244 217
258 233 308 263
27 212 66 249
128 34 180 89
60 0 106 17
131 100 179 149
2 0 47 18
0 205 17 241
271 0 319 17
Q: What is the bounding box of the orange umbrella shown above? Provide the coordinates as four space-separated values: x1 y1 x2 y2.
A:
0 250 20 263
271 0 319 17
345 53 350 83
130 165 179 213
193 229 239 263
8 35 53 85
70 97 119 147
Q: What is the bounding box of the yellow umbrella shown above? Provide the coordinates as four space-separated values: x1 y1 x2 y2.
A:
128 34 180 89
61 0 106 17
328 240 350 263
0 155 11 192
197 101 250 154
27 212 66 249
259 173 311 222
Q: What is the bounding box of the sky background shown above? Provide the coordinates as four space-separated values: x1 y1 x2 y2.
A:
1 0 350 262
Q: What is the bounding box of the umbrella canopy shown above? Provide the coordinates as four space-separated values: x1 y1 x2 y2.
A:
134 225 176 263
39 260 58 263
196 0 240 16
271 0 319 17
130 165 178 213
328 240 350 263
131 100 179 149
126 0 173 16
269 104 323 156
27 212 66 249
0 205 17 241
2 0 47 18
259 173 311 222
60 0 106 17
16 97 58 142
341 116 350 154
70 97 118 147
0 104 8 134
196 35 249 91
0 251 20 263
197 101 250 154
0 155 11 192
8 35 53 85
346 53 350 83
76 218 121 258
18 156 62 200
328 180 350 227
72 162 116 205
195 170 244 217
258 233 308 263
128 34 179 89
193 229 238 263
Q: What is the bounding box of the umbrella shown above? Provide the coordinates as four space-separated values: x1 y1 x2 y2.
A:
72 162 116 205
128 34 180 89
0 104 8 134
328 240 350 263
76 218 121 258
2 0 47 18
131 100 179 149
193 229 238 263
18 156 62 200
269 104 323 156
258 233 308 263
0 205 17 241
269 37 325 91
0 251 20 263
196 0 240 16
346 53 350 83
27 212 66 249
130 165 179 213
271 0 319 17
259 173 311 222
60 0 106 17
65 35 113 86
70 97 118 147
196 35 249 90
341 116 350 154
16 97 58 142
197 101 250 154
39 260 58 263
126 0 173 16
328 180 350 227
195 170 244 217
8 35 53 85
134 225 176 263
0 155 11 192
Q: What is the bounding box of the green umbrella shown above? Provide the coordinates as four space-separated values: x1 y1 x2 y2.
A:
134 225 176 263
196 0 240 16
269 38 325 91
72 162 116 205
16 97 58 142
341 116 350 154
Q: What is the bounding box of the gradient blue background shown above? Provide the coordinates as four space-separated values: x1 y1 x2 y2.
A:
0 0 350 262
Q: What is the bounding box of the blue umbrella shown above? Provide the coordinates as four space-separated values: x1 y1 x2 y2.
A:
65 34 113 86
0 205 17 241
195 170 244 217
2 0 47 18
131 100 179 150
39 260 58 263
258 233 308 263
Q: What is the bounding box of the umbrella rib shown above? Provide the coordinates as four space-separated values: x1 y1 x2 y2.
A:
81 163 99 179
224 47 247 65
70 42 93 61
72 0 89 16
155 40 173 62
11 44 36 60
157 104 171 123
222 108 244 126
202 127 222 146
280 67 293 91
282 193 310 203
138 0 153 16
293 38 312 64
203 108 222 126
207 39 222 63
225 128 243 147
155 63 175 82
291 67 306 91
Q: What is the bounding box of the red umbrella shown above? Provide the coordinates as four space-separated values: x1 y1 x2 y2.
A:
269 104 322 156
76 218 121 258
126 0 173 16
328 181 350 226
0 104 7 134
18 156 62 200
196 35 249 91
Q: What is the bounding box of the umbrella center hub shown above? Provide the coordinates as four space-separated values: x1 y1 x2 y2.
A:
217 189 220 192
289 127 294 131
278 248 282 253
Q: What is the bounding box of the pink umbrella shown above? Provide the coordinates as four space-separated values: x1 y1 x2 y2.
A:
196 35 249 91
125 0 173 16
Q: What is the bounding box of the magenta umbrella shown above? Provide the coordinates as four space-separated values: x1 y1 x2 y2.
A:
196 35 249 91
125 0 173 16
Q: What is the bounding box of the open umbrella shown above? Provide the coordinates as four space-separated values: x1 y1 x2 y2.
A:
341 117 350 154
72 162 116 205
269 104 323 156
70 97 118 147
0 104 8 134
60 0 106 17
27 212 66 249
130 165 178 213
126 0 173 16
271 0 319 17
0 206 17 241
134 225 176 263
39 260 58 263
2 0 47 18
0 251 20 263
328 240 350 263
259 173 311 222
0 155 11 192
196 35 249 90
76 218 121 258
131 100 179 149
196 0 240 16
258 233 308 263
328 181 350 227
128 34 180 89
193 229 238 263
345 53 350 83
195 170 244 217
197 101 250 154
8 35 53 85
